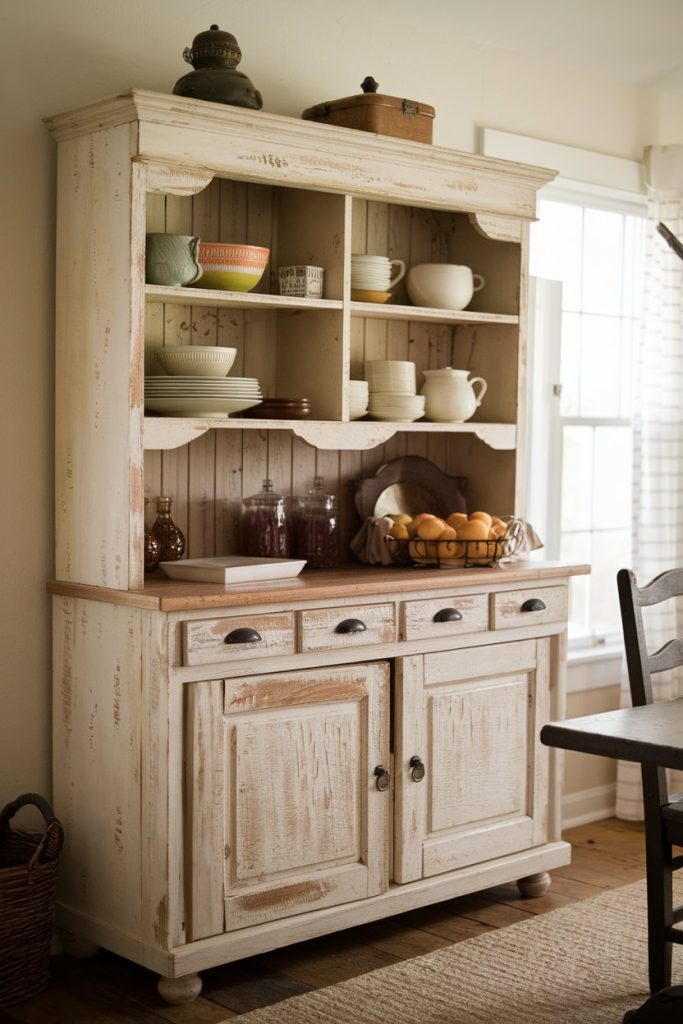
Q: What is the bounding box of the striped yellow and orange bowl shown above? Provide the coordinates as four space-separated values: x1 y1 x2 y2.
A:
194 242 270 292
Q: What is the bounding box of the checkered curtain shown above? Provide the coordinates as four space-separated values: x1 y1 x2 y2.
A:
616 149 683 818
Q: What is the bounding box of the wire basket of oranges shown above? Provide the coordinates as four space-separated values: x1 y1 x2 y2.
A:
384 511 523 568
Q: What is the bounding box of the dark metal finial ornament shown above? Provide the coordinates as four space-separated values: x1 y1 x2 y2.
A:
173 24 263 109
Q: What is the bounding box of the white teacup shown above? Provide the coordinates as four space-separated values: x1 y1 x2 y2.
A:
406 264 485 311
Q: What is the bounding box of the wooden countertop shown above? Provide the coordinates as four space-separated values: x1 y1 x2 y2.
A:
48 560 590 612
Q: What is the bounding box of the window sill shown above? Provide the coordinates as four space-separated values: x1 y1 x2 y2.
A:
566 642 624 694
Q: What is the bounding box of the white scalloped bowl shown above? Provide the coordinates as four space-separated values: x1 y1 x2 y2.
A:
157 346 237 377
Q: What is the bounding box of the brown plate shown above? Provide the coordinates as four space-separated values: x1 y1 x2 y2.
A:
243 406 311 419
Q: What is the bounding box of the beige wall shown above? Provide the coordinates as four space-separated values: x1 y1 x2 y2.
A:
565 683 621 794
0 0 677 808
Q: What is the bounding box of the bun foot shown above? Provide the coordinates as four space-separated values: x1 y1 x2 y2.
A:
157 973 202 1005
517 871 551 898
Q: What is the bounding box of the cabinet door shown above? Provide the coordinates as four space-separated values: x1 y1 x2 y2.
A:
394 639 549 883
185 662 390 939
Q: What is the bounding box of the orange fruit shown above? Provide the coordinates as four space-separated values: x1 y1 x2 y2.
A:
408 538 435 561
469 511 493 529
456 519 489 541
416 516 447 540
468 540 493 561
389 521 410 540
408 512 435 537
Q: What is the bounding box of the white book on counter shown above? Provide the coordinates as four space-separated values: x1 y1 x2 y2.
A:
158 556 307 584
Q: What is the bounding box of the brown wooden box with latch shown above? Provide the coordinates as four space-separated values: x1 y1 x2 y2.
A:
302 76 435 144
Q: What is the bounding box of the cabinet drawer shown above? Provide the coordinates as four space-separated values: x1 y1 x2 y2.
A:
402 593 488 640
299 603 396 653
491 586 567 630
182 612 296 667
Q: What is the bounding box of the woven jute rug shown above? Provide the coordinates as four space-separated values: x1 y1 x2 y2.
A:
233 879 683 1024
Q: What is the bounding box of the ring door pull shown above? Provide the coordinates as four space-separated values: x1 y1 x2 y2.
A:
374 765 391 792
409 755 426 782
335 618 367 634
224 627 263 645
432 607 463 623
521 598 546 613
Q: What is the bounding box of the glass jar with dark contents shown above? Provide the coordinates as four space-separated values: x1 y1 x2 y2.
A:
241 479 291 558
293 476 340 569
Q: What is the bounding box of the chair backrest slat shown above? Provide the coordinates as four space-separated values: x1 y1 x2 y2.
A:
648 637 683 677
635 567 683 609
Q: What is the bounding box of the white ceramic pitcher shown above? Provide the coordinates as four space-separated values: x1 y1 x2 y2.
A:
421 367 488 423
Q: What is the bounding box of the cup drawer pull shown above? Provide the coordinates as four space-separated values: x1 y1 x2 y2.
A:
432 607 463 623
334 618 367 634
521 598 546 612
224 627 263 645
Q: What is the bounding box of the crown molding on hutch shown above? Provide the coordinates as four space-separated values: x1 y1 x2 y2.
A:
45 90 555 218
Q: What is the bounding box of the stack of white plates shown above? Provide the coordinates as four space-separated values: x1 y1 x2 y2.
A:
363 360 423 421
144 376 262 417
349 380 369 420
367 393 425 422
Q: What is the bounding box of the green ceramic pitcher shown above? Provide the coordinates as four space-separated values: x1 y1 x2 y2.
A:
145 233 203 287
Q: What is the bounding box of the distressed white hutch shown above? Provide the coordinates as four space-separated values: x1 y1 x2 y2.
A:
45 91 587 1003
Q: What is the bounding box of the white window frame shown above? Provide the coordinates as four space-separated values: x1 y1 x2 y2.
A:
481 130 647 682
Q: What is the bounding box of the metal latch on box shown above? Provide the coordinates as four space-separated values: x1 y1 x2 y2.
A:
402 99 419 118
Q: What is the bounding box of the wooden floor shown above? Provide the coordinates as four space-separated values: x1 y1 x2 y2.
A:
1 819 647 1023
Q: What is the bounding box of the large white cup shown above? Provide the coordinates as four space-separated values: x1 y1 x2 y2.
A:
406 263 485 310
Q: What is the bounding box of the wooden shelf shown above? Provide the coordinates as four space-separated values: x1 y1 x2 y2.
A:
145 285 516 326
145 284 343 312
143 416 516 452
350 301 518 325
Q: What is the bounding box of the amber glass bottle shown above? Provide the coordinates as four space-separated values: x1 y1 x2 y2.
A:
151 497 186 561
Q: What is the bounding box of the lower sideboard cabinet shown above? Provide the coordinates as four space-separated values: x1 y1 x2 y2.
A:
50 570 578 1004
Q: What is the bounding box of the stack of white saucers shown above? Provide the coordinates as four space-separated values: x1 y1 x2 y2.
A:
349 380 369 420
363 360 424 422
367 393 425 422
144 376 263 417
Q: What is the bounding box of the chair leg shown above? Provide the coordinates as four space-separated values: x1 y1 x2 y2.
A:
644 820 673 993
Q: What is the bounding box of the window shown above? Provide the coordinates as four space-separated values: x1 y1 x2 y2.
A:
480 130 647 655
529 196 646 645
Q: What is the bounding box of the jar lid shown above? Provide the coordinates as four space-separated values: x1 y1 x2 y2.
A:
300 476 336 510
183 24 242 69
243 478 287 506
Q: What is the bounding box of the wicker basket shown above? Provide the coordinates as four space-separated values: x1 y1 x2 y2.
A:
0 793 63 1006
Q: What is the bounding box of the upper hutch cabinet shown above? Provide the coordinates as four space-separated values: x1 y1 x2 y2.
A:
45 90 554 593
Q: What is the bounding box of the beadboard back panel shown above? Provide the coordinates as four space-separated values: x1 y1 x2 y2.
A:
143 180 524 558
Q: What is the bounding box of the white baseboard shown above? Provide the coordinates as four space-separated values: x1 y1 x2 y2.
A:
561 783 617 830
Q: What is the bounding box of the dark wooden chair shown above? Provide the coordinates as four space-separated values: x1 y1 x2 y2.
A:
617 567 683 993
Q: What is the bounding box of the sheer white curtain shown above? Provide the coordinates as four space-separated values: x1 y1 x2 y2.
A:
616 146 683 819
